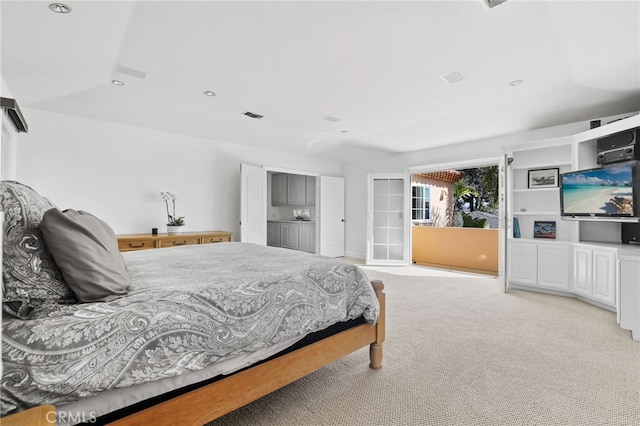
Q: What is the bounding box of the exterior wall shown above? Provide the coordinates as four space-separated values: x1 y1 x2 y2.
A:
412 226 499 275
411 175 455 227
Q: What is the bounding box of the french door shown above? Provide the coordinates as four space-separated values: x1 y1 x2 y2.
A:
366 173 411 266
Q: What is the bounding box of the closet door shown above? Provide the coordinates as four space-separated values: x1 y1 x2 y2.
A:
366 174 410 265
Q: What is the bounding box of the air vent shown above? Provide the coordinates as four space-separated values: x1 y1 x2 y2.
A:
481 0 509 9
440 70 468 84
243 111 264 119
115 65 148 80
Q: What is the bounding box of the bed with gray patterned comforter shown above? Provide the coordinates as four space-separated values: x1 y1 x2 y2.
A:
1 242 379 417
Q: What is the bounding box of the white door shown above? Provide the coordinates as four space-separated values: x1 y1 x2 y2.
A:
366 174 411 266
319 176 345 257
240 163 267 245
498 154 508 292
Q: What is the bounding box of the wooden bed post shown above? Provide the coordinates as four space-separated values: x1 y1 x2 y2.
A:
369 279 385 370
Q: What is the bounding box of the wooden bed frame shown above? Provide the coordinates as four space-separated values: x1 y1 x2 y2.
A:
2 280 385 426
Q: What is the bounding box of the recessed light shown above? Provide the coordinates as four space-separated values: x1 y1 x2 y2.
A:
111 79 125 86
324 116 340 122
49 3 72 13
509 79 524 86
203 91 216 97
340 130 349 133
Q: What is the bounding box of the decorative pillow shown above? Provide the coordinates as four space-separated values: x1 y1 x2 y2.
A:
1 181 76 318
40 208 131 302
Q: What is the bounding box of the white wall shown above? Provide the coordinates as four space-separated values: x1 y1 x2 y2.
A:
16 108 342 238
342 112 635 258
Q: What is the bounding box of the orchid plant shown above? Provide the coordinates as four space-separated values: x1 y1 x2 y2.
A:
161 192 185 226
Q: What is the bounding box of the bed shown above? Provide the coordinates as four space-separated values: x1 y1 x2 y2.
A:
0 181 385 425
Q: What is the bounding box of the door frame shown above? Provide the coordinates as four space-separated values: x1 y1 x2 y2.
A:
406 156 505 281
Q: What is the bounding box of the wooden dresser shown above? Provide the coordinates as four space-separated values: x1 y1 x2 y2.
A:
117 231 232 252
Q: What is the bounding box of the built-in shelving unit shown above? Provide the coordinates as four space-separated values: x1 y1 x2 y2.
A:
504 112 640 340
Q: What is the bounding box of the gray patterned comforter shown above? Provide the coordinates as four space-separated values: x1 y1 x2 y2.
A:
1 242 379 415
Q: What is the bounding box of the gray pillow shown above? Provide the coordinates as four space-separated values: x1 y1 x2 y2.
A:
40 208 131 303
1 181 76 318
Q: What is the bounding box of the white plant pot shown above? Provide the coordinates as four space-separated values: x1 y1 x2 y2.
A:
167 225 184 235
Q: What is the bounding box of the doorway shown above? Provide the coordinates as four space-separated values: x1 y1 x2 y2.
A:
407 157 505 277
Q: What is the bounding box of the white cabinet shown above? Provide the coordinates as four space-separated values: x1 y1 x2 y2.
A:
573 245 616 306
619 256 640 341
538 244 571 290
509 241 571 290
573 246 593 296
592 249 616 305
509 241 537 285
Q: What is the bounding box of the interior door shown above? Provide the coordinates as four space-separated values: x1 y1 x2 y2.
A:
366 173 411 266
319 176 345 257
240 163 267 245
499 154 509 292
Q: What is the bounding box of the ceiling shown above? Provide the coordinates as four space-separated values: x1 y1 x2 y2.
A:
1 1 639 162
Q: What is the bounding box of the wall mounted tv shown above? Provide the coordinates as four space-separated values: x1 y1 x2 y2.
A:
559 160 639 222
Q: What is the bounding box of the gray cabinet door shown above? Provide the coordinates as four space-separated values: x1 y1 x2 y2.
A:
287 174 306 205
305 176 316 205
298 223 315 253
267 222 281 247
272 174 288 206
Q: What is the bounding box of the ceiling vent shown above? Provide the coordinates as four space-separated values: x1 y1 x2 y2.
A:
115 65 148 80
243 111 264 119
440 70 468 84
481 0 509 9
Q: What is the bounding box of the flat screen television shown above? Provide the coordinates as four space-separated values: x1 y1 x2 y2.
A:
559 161 639 220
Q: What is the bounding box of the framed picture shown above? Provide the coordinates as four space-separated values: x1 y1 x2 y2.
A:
528 167 559 189
534 221 556 239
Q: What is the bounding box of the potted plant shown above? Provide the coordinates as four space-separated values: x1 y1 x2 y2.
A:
161 191 185 234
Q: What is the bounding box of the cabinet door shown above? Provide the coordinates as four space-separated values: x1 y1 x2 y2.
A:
280 223 289 248
272 174 288 206
508 242 537 285
288 223 299 249
537 244 571 290
619 258 640 340
305 176 316 205
287 174 306 205
592 249 616 305
267 222 281 247
573 246 593 296
298 224 315 253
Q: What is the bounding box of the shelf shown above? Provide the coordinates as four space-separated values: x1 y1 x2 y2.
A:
511 162 572 171
513 188 558 193
513 212 558 216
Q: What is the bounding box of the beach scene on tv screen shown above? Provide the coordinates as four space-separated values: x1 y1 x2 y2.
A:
562 165 633 215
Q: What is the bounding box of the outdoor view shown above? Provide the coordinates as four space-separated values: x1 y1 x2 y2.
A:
411 165 500 276
411 166 499 228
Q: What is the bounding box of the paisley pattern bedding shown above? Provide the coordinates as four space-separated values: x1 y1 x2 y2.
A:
1 242 379 416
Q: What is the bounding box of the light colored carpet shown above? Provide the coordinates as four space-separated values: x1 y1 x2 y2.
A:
208 269 640 426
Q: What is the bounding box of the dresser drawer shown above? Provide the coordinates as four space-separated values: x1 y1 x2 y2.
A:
119 239 157 251
201 235 231 244
159 237 200 248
